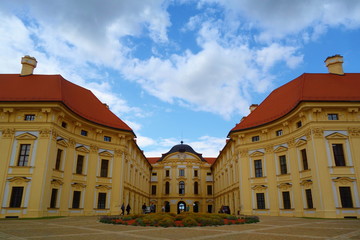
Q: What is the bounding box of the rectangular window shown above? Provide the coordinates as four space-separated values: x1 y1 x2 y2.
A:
152 172 157 176
50 189 58 208
97 193 106 209
76 155 84 174
80 130 88 136
194 182 199 194
256 193 266 209
61 121 67 128
207 185 213 195
151 185 157 195
279 155 287 174
305 189 313 209
276 130 283 136
296 121 302 128
100 159 109 177
301 149 309 170
9 187 24 208
179 169 185 177
328 113 339 120
165 182 170 194
165 170 170 177
206 172 212 176
339 187 353 208
194 170 198 177
24 114 35 121
254 159 263 177
252 136 260 142
104 136 111 142
55 149 62 170
332 144 346 166
72 191 81 209
282 191 291 209
18 144 31 166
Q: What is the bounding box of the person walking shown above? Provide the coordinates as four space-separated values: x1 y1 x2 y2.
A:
121 203 125 215
126 204 131 215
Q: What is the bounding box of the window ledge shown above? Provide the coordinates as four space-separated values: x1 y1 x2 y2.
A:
280 208 294 210
94 208 109 210
53 169 64 173
3 207 27 210
69 208 84 210
10 166 33 168
47 208 59 210
304 208 316 210
336 207 359 209
329 166 353 168
299 169 311 173
252 208 269 210
277 173 290 177
74 173 87 176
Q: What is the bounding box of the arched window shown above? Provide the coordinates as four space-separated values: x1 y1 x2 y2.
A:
194 182 199 194
165 182 170 194
179 181 185 194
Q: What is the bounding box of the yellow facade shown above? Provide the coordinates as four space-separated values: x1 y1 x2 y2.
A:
0 102 151 218
149 144 214 214
214 101 360 218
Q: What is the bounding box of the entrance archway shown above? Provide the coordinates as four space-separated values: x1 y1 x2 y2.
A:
177 201 186 214
193 201 199 212
164 201 170 212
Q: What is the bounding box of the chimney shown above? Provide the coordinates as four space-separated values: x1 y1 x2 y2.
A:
324 55 344 75
249 104 258 112
20 55 37 76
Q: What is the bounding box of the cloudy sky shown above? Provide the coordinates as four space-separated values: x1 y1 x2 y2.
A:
1 0 360 157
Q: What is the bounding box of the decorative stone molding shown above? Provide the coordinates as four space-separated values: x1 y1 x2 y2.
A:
90 144 99 153
8 176 31 184
40 128 51 138
300 179 313 188
71 182 86 189
251 185 268 191
41 108 51 113
282 121 289 127
51 129 59 140
240 149 248 158
2 128 15 138
3 108 14 113
348 128 360 137
348 107 359 113
311 128 323 138
265 145 273 153
305 129 312 139
277 183 292 190
68 138 76 148
287 138 295 148
51 179 64 187
114 149 123 157
295 139 307 147
312 108 322 113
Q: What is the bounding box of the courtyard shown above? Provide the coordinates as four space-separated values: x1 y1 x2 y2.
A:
0 215 359 240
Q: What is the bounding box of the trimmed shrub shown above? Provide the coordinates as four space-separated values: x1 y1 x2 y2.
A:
182 217 198 227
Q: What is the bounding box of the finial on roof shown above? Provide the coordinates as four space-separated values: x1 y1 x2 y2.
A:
180 141 183 144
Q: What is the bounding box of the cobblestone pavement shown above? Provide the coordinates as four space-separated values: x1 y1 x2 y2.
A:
0 216 359 240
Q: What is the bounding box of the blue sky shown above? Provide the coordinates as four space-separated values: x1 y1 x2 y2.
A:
1 0 360 157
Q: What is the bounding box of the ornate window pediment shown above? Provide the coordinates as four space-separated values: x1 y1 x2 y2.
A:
325 132 348 139
16 132 37 140
57 138 69 147
71 182 86 189
8 176 31 183
300 179 313 187
76 145 90 153
249 151 264 157
274 146 288 153
96 185 112 190
99 150 113 157
51 179 64 187
251 185 267 191
277 182 292 190
295 139 307 147
333 177 355 184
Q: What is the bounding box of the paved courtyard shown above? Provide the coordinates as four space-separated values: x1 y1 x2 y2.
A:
0 215 359 240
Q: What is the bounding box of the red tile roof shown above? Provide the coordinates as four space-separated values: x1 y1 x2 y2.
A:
204 157 216 164
230 73 360 134
147 157 160 164
0 74 133 133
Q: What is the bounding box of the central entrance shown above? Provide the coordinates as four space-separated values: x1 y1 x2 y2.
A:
177 201 186 214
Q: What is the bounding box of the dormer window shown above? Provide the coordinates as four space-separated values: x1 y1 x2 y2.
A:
24 114 35 121
276 130 283 136
104 136 111 142
61 121 67 128
328 114 339 120
296 121 302 128
80 130 88 136
252 136 260 142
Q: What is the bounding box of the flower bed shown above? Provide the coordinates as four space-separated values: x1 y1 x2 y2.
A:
99 213 259 227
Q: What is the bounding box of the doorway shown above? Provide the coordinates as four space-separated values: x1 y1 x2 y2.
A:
177 201 186 214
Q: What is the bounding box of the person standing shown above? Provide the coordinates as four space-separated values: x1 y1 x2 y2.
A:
126 204 131 215
142 203 146 214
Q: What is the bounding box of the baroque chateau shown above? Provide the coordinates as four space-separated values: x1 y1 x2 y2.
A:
0 55 359 219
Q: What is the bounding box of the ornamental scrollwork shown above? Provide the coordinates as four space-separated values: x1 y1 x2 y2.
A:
311 128 323 138
348 128 360 137
2 128 15 138
40 128 51 138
